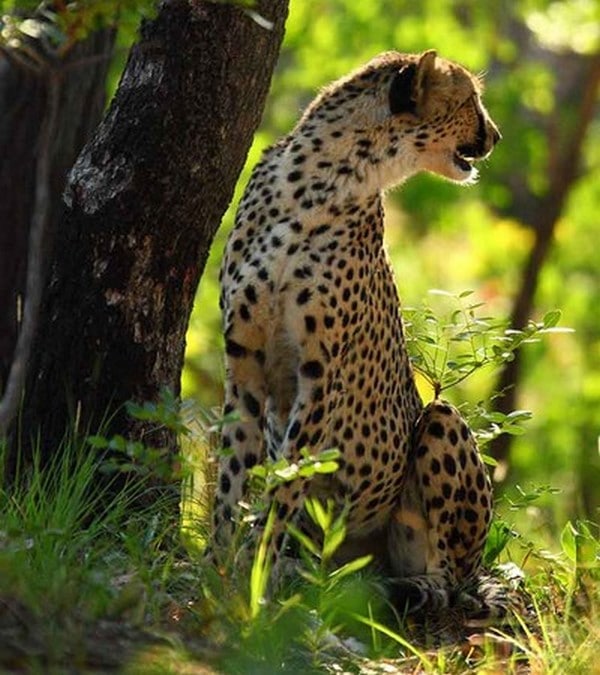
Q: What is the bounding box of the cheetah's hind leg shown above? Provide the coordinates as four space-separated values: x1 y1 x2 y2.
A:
386 400 494 616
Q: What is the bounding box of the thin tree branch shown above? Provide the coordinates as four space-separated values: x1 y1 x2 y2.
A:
0 68 60 435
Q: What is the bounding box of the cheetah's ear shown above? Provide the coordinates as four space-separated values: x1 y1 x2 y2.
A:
412 50 437 113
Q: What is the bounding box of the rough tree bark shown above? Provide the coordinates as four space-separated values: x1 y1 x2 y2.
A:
0 28 116 394
491 52 600 469
5 0 289 490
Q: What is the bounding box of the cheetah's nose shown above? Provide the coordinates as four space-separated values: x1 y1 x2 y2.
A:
490 124 502 146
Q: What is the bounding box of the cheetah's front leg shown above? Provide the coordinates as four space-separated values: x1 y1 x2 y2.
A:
266 373 339 578
388 400 493 612
212 327 267 552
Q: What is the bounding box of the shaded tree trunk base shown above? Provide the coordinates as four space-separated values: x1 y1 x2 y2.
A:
5 1 289 513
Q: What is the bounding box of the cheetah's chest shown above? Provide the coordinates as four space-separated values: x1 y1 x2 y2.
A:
222 186 423 532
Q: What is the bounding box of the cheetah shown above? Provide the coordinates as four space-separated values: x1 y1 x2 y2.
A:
214 50 501 611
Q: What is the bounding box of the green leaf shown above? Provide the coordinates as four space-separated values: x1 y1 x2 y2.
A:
483 519 515 565
274 464 300 482
506 409 533 420
249 464 267 478
540 327 575 334
481 452 498 467
209 410 241 432
108 435 127 451
316 448 341 462
312 460 339 474
322 518 346 560
305 498 331 532
87 435 108 449
328 554 373 580
249 504 276 619
542 309 562 328
573 521 600 567
287 523 321 558
560 521 578 563
429 289 454 298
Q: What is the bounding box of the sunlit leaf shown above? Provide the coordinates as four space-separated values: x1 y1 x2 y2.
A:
328 554 373 581
543 309 562 328
483 519 516 565
560 521 578 563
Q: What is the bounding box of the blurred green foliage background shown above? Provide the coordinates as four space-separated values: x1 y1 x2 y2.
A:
182 0 600 543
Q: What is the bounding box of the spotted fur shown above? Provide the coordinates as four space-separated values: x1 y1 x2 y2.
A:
213 50 500 611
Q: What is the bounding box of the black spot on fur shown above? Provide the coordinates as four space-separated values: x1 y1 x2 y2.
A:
288 420 301 440
304 315 317 332
300 360 324 379
220 473 231 494
428 421 444 438
311 406 325 424
243 392 260 417
476 470 486 490
239 304 251 322
431 496 444 509
229 456 241 475
225 339 246 358
443 453 457 476
297 288 311 305
244 453 257 469
244 285 258 304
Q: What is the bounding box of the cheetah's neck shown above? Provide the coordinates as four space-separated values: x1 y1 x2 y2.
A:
274 122 419 211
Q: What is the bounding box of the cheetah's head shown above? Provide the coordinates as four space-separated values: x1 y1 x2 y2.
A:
386 50 501 184
301 50 500 189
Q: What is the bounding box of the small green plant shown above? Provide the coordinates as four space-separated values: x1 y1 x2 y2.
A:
234 446 342 531
87 387 192 481
485 521 600 675
403 289 572 453
125 387 191 435
483 482 564 567
249 502 277 619
248 446 341 491
403 289 569 397
558 519 600 618
288 498 373 585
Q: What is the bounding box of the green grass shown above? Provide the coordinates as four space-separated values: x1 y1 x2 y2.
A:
0 432 598 674
0 295 597 672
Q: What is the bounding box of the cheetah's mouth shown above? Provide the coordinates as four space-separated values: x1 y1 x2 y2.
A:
453 152 473 172
454 143 486 172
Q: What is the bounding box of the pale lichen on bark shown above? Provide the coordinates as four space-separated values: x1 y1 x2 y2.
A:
65 150 134 215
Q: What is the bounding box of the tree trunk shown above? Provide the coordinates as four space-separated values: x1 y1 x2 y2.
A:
6 0 289 498
491 53 600 469
0 28 116 394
